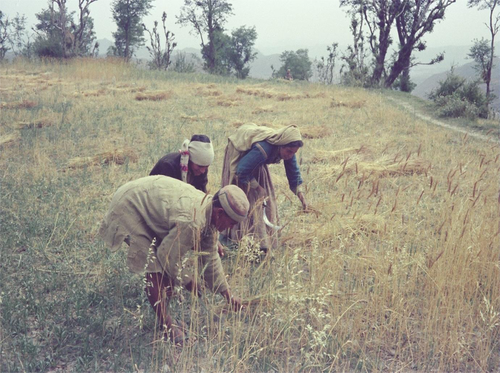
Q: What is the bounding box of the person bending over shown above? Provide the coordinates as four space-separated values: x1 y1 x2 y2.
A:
221 123 307 253
150 134 214 193
99 176 249 345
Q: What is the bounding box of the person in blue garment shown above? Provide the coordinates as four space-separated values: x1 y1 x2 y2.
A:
221 123 308 253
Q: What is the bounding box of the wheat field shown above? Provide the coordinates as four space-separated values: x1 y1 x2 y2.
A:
0 58 499 372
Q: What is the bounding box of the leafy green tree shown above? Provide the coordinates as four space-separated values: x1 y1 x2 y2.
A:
201 27 231 75
177 0 233 73
468 38 492 82
227 26 257 79
273 49 312 81
32 0 97 58
110 0 152 61
468 0 498 109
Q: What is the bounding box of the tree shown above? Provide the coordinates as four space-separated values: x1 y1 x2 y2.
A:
468 38 491 81
143 12 177 70
468 0 499 108
273 49 313 81
384 0 456 89
0 11 9 60
110 0 152 61
339 0 450 90
340 0 406 87
316 43 339 85
32 0 97 58
340 8 370 86
177 0 233 73
316 45 337 85
227 26 257 79
8 13 33 58
202 27 232 74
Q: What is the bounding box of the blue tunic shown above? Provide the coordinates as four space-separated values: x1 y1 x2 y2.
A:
235 140 303 194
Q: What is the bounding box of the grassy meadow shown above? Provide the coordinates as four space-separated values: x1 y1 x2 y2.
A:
1 58 499 372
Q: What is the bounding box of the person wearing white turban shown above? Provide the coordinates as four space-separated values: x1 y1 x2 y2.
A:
150 134 215 192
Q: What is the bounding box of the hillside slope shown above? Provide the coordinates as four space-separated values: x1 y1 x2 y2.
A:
413 58 500 113
1 60 498 372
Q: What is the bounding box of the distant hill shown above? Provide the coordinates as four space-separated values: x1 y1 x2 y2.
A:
94 39 499 112
413 57 500 114
248 50 281 79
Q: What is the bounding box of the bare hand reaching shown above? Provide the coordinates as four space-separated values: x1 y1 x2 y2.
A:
297 191 308 211
221 289 244 311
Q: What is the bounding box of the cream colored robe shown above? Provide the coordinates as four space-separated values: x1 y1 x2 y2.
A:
99 175 228 293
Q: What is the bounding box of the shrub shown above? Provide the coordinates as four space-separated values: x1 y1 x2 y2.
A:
435 96 481 119
173 52 197 73
429 68 489 119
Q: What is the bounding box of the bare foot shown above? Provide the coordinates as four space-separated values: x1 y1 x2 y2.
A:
165 321 188 346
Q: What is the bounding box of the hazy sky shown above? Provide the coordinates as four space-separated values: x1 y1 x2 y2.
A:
2 0 494 55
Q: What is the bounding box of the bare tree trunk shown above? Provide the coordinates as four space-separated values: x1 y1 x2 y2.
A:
385 42 412 88
371 31 390 86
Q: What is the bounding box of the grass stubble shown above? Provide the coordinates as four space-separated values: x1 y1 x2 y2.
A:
0 58 498 372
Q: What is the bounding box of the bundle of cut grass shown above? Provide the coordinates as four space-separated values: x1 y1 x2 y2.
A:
0 100 37 109
215 98 240 107
72 89 108 97
301 125 334 139
67 148 138 169
0 132 21 147
252 105 274 114
332 158 431 178
330 99 366 109
135 91 172 101
310 146 368 163
236 87 274 99
13 117 56 129
195 87 222 97
181 114 203 122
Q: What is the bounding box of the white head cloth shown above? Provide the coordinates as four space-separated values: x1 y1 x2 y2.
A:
179 139 215 183
188 141 214 166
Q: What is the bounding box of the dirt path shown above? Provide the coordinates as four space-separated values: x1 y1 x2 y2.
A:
387 97 500 144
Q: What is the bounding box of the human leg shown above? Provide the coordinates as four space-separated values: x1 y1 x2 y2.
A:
145 272 186 344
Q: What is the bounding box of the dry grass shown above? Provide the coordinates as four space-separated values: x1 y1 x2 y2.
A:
301 125 334 139
309 146 369 163
251 105 274 114
330 98 366 108
135 91 172 101
67 148 138 169
0 132 21 147
0 60 498 373
12 116 58 129
330 157 432 179
0 99 37 109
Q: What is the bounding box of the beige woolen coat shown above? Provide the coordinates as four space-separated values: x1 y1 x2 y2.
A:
99 175 228 293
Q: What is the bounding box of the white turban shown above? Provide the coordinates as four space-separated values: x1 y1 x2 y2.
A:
188 141 214 167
